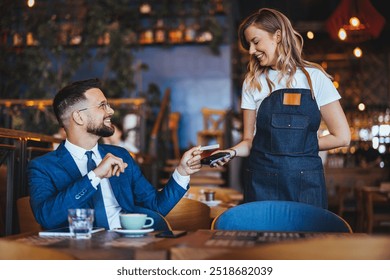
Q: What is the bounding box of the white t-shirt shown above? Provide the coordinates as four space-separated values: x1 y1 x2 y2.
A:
241 68 341 114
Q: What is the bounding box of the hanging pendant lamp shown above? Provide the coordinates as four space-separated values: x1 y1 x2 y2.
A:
326 0 385 43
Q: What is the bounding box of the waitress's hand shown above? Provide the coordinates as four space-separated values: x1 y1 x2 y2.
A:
210 149 236 167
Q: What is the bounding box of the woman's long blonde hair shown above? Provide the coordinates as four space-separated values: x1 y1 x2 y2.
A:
238 8 332 94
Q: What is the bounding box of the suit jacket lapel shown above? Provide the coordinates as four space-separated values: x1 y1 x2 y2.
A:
56 142 82 180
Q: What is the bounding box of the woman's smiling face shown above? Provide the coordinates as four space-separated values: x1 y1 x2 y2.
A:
244 25 280 69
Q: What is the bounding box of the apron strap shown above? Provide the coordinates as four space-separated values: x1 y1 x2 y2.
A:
266 78 273 96
301 67 315 100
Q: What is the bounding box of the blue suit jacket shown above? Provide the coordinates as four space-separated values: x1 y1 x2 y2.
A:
27 142 187 229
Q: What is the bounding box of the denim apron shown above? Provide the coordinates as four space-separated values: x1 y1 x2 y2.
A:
244 86 327 208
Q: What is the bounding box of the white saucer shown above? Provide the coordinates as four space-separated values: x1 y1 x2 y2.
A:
202 200 222 207
113 228 154 237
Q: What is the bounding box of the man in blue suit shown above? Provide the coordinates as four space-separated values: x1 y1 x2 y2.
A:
28 78 202 230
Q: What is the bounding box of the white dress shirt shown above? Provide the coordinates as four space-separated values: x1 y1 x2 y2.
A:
64 140 189 229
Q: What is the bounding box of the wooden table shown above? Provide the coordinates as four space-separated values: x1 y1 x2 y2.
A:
205 233 390 260
4 229 390 260
148 230 390 260
6 230 169 260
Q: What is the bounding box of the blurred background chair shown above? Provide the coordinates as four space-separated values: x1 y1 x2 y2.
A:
197 107 228 148
0 239 77 260
360 186 390 233
195 107 233 188
165 198 211 231
16 196 42 233
168 112 181 161
335 185 357 217
211 201 352 233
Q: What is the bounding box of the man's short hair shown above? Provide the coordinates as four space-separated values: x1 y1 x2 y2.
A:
53 78 101 126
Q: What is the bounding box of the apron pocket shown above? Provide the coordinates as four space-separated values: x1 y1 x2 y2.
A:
271 113 309 154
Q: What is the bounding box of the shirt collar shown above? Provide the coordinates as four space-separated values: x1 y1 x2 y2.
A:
64 139 99 160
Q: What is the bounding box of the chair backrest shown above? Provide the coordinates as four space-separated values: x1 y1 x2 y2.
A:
168 112 181 159
0 239 77 260
165 198 211 231
201 108 227 131
212 201 352 233
132 206 172 231
16 196 42 233
361 186 390 233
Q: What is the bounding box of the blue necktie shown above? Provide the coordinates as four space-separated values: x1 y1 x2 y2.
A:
85 151 109 229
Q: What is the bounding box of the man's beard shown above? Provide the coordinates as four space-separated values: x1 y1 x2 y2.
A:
87 121 115 137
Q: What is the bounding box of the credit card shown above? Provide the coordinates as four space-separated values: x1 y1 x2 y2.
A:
199 144 220 151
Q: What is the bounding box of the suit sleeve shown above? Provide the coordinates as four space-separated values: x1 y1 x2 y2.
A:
28 159 97 229
120 151 187 216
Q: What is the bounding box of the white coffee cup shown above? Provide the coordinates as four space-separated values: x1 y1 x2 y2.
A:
119 213 154 230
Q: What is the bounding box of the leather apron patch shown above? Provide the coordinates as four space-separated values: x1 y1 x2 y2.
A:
283 93 301 105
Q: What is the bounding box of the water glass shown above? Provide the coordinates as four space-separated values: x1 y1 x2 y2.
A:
68 208 94 239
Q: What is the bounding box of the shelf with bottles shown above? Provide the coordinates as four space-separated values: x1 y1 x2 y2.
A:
136 0 227 19
137 16 225 46
2 1 228 50
135 0 228 47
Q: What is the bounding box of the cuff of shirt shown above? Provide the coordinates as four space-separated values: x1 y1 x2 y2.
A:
87 171 101 189
172 169 190 190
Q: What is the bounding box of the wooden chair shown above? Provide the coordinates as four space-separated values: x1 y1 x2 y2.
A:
211 201 353 233
132 206 172 231
158 112 182 184
165 198 211 231
360 186 390 233
169 112 181 160
335 185 357 217
197 108 227 148
196 107 232 187
16 196 42 233
0 166 7 235
0 239 77 260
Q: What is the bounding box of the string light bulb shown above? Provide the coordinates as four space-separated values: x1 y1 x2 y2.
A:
349 17 360 27
338 28 347 40
353 47 363 58
139 3 151 14
27 0 35 8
